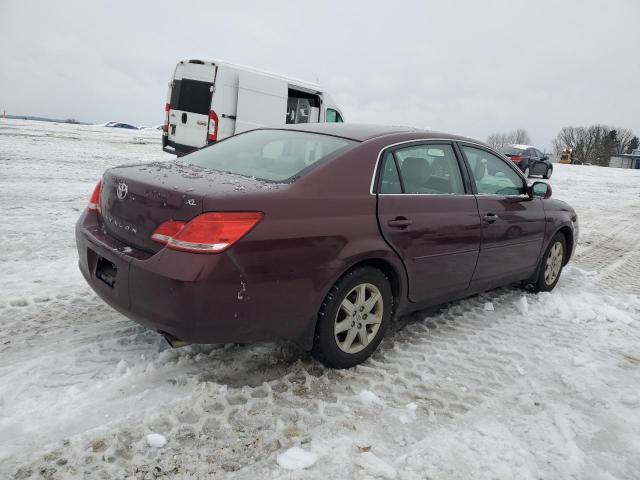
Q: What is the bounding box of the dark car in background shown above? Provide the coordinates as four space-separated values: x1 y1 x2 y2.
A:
76 124 577 368
104 122 139 130
503 144 553 178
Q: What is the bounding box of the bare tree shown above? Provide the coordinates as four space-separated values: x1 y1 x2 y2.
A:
487 128 531 151
552 124 630 166
613 128 636 154
511 128 531 145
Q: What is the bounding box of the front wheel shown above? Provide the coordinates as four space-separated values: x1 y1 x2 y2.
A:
543 166 553 179
311 267 392 369
532 233 566 292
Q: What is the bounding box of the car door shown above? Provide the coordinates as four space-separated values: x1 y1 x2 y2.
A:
376 142 482 304
235 70 288 133
535 149 547 175
529 148 542 175
460 144 546 290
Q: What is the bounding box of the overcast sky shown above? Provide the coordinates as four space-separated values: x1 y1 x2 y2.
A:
1 0 638 148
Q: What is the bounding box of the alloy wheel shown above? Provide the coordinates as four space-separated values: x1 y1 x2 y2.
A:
334 283 383 354
544 241 563 285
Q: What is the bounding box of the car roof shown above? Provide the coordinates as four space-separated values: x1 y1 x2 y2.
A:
274 123 488 145
509 144 534 150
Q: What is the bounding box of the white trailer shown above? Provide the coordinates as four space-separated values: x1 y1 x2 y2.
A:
162 59 345 156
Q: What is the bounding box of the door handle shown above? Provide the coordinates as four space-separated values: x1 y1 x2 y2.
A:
483 213 499 224
388 217 413 229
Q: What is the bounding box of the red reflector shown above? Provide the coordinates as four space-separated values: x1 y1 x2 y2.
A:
510 155 523 162
207 110 219 142
88 180 102 211
151 219 186 244
163 103 170 132
151 212 262 253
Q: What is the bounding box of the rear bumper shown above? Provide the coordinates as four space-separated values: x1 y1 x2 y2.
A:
75 210 319 347
163 138 199 156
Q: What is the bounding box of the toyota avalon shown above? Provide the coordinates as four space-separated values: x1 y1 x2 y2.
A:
76 124 577 368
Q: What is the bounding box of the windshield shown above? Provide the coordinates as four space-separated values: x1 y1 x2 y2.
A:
503 146 525 155
180 129 357 182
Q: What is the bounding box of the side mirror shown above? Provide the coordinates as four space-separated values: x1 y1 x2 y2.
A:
528 181 552 199
541 155 549 161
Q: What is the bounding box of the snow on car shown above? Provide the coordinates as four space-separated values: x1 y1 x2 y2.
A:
0 119 639 479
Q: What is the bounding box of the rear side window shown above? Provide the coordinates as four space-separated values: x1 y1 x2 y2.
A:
503 146 525 156
181 129 356 182
462 146 525 196
380 144 464 195
379 152 402 193
170 79 213 115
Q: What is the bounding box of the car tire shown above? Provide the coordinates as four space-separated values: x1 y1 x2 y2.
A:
543 166 553 179
311 267 393 369
524 167 531 178
531 233 566 292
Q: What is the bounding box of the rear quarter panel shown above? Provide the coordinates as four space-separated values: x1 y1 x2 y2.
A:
198 139 408 346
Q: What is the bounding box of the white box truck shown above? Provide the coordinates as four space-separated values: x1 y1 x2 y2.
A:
162 59 345 156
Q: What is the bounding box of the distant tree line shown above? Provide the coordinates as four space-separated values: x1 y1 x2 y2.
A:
486 125 638 167
552 125 638 166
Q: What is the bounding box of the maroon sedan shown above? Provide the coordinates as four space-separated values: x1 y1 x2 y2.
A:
76 124 577 368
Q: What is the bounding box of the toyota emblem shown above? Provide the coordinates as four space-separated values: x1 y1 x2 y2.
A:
116 182 128 200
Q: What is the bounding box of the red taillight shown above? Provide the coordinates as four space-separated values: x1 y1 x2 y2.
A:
88 180 101 211
163 103 170 133
207 110 219 142
510 155 523 163
151 212 262 253
151 219 186 244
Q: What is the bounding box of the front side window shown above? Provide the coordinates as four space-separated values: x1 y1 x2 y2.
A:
181 129 356 182
462 146 525 196
387 144 465 195
325 109 343 123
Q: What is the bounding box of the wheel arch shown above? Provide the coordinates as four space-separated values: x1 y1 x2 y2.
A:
342 258 404 313
301 255 408 350
556 225 574 265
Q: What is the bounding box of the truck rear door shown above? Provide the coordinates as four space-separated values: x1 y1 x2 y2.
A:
235 71 288 134
168 62 216 150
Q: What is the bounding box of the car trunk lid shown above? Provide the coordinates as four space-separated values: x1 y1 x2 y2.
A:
99 161 279 253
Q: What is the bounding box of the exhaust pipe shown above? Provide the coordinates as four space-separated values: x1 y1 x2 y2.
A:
160 331 191 348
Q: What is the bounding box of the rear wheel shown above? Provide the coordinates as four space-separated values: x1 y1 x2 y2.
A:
543 165 553 179
312 267 392 369
532 233 566 292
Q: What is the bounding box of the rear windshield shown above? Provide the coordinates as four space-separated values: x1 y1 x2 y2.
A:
170 79 213 115
503 146 525 155
180 129 357 182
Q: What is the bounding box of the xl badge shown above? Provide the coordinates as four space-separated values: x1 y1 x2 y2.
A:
116 182 128 200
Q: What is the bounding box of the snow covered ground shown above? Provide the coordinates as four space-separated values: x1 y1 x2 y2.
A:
1 119 639 479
